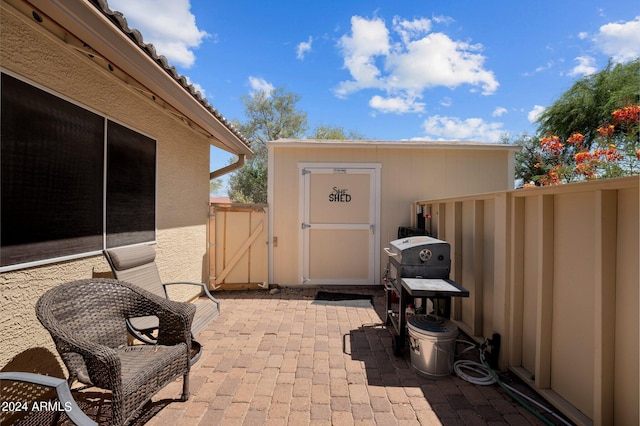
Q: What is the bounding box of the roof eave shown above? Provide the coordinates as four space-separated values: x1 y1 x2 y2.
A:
268 139 522 151
37 0 252 157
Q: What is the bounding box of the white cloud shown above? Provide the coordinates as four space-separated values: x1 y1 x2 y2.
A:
297 37 313 60
185 77 206 97
440 97 452 107
386 32 499 94
335 15 499 112
577 32 588 40
368 95 425 113
535 61 554 73
492 107 507 117
248 76 275 96
569 56 597 77
594 16 640 63
392 16 432 45
432 15 455 25
335 16 390 97
421 115 505 142
523 61 554 76
107 0 209 69
528 105 545 123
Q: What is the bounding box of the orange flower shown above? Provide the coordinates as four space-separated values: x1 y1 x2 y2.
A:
637 149 640 161
574 151 593 164
605 146 622 162
612 105 640 125
575 162 597 179
540 135 563 154
539 165 563 186
594 147 622 162
597 125 615 138
567 132 584 146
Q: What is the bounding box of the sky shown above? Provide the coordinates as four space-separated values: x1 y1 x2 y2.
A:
107 0 640 195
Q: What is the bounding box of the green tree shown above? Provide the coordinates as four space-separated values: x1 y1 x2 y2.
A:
228 87 308 203
310 124 367 140
209 178 223 195
513 59 639 186
536 59 639 148
235 87 308 158
511 133 544 185
227 156 267 203
227 89 367 203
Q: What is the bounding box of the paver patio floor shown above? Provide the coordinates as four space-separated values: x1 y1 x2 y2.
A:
70 287 566 425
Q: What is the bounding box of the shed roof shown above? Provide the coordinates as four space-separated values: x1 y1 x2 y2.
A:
269 138 521 151
25 0 252 157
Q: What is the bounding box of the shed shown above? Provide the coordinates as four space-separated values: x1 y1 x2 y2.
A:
267 139 520 286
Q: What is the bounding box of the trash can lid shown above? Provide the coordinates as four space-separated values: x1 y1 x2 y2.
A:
408 315 458 337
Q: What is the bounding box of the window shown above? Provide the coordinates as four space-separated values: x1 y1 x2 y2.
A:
106 121 156 248
0 72 156 271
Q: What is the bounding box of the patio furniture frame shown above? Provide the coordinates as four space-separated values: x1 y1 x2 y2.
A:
0 372 97 426
36 279 195 426
104 245 220 349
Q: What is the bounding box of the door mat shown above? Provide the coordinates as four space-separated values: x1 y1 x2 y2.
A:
313 291 373 307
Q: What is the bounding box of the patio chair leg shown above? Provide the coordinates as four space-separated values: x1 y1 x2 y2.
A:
181 374 190 401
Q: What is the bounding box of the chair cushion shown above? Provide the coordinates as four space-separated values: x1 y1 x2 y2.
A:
130 296 220 337
118 344 188 396
191 297 221 336
108 245 156 271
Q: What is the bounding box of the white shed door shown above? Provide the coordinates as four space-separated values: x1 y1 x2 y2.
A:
299 164 380 285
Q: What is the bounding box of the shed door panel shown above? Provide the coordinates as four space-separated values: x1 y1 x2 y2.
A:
300 166 379 285
309 174 370 223
308 229 370 280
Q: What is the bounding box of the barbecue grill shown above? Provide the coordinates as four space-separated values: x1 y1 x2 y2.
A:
383 235 468 356
385 236 450 281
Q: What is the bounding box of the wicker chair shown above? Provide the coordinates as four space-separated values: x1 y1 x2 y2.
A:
104 245 220 347
36 279 196 426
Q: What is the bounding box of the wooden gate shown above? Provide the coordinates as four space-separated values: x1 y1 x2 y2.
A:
208 203 269 290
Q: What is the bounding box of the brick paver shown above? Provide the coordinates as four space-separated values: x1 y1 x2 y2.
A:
67 288 564 425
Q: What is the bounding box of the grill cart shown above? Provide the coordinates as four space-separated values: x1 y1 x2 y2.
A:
383 236 469 356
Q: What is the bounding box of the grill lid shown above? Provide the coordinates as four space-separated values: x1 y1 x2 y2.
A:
388 236 443 254
387 236 450 264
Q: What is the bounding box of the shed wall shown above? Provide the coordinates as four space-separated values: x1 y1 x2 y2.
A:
269 144 515 285
1 2 211 370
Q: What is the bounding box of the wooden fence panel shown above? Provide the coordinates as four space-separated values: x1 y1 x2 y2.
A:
415 176 639 426
208 203 269 290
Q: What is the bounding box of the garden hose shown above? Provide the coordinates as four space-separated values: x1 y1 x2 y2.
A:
453 340 570 426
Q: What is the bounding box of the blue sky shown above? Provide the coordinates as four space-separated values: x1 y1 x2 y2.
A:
108 0 639 194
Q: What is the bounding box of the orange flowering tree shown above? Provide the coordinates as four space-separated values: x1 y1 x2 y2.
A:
526 104 639 186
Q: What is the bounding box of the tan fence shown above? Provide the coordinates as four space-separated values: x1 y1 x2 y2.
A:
415 176 639 426
208 203 269 290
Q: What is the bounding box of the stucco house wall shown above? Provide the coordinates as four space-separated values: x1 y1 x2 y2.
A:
267 139 519 286
0 0 247 372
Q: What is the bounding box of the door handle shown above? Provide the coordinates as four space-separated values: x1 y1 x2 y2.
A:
384 247 397 256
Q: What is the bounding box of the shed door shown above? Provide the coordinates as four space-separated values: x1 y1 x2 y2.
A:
299 164 380 285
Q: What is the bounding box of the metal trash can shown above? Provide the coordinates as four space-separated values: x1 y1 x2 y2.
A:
407 315 458 379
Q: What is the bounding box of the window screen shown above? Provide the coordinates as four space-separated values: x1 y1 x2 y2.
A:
106 120 156 247
1 73 104 267
1 73 157 270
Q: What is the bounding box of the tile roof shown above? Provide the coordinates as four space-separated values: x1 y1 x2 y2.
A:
89 0 251 150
